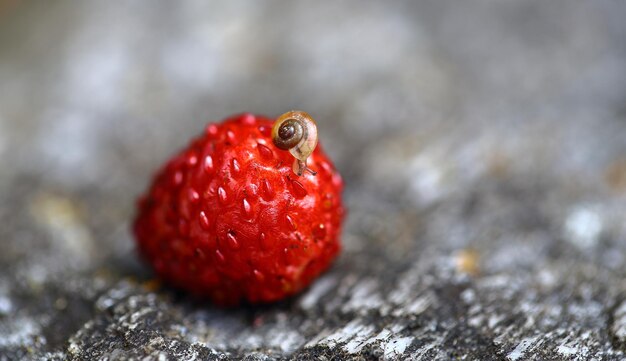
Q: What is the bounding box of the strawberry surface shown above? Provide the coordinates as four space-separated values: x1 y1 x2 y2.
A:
133 113 344 305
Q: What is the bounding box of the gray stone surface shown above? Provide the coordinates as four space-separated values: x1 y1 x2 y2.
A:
1 1 626 360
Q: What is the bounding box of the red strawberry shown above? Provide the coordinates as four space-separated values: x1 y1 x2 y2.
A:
133 111 344 306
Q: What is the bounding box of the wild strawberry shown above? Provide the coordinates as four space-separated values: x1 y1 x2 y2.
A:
133 111 344 305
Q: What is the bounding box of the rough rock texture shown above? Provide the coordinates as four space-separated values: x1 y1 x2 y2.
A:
1 1 626 360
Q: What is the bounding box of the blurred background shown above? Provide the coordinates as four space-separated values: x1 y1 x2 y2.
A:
1 1 626 359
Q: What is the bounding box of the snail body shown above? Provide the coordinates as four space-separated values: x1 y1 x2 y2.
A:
272 111 318 176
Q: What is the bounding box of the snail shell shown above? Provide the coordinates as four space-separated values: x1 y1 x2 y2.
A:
272 111 318 176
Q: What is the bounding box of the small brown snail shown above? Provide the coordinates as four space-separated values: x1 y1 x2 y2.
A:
272 110 318 176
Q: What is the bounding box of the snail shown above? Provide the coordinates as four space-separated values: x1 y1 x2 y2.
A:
272 110 318 176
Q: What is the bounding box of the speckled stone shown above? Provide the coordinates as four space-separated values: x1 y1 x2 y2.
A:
1 1 626 360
